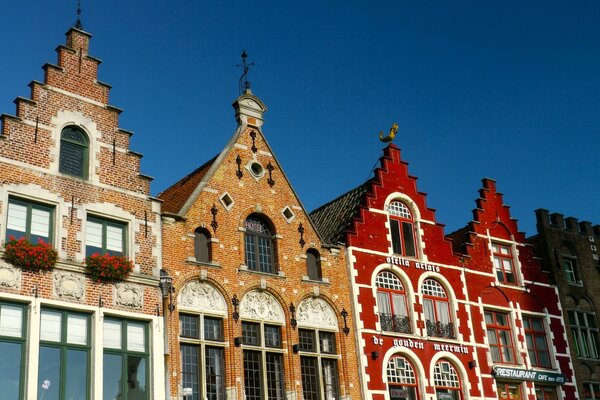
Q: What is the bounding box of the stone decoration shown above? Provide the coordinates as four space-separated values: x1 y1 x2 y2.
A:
0 260 21 289
297 297 338 329
114 282 143 308
240 290 284 323
178 281 226 315
53 271 84 300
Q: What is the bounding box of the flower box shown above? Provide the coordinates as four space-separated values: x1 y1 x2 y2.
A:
84 253 133 282
3 237 58 271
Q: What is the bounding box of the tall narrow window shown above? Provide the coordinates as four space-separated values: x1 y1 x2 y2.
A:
103 319 149 400
562 247 580 285
568 310 599 359
376 271 411 334
39 309 90 400
194 228 212 264
59 126 88 179
6 197 53 244
492 243 516 284
306 249 322 281
421 279 454 339
0 302 26 400
179 314 225 400
242 321 285 400
299 329 339 400
433 360 462 400
388 201 416 257
387 355 419 400
244 215 275 274
485 310 516 364
86 216 126 257
523 316 551 368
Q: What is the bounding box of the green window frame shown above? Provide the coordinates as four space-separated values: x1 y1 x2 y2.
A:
5 197 54 245
59 126 89 179
86 216 127 257
38 308 91 400
103 318 149 400
0 302 27 400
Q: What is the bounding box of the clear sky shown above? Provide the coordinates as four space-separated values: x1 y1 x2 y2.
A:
1 1 599 236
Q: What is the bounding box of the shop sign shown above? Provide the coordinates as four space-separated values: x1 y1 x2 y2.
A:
386 256 441 273
371 336 469 354
493 367 566 384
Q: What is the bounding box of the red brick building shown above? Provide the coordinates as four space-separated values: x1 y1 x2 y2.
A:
311 144 576 400
0 27 164 399
158 90 360 400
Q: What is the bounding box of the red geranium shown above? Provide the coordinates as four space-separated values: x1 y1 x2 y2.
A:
4 236 58 271
84 253 133 282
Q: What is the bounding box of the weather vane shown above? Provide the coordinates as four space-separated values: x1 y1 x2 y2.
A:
74 0 83 30
379 122 398 143
237 50 255 95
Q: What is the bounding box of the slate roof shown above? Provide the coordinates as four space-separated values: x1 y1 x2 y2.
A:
158 155 218 214
445 224 472 256
309 180 372 245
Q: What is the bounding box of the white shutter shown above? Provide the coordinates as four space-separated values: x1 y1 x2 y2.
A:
86 220 103 249
106 224 124 253
67 314 88 345
0 305 23 337
40 310 62 342
7 202 27 233
103 320 122 349
127 323 145 352
30 207 51 239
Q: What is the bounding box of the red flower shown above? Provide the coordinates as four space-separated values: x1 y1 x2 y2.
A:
3 237 58 271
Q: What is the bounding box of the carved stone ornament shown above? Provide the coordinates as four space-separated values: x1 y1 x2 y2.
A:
114 282 143 308
297 297 338 329
178 281 226 315
0 260 21 289
239 290 284 323
53 271 84 300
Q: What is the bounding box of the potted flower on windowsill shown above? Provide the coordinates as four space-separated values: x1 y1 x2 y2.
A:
3 236 58 271
84 253 133 282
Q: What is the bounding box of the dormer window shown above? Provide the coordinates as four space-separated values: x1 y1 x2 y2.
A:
59 126 89 179
492 243 516 284
388 201 416 257
306 249 322 281
194 228 212 264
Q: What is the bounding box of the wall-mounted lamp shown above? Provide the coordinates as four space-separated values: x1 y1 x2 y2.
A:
234 337 243 347
159 269 175 312
468 360 477 369
341 308 350 336
371 351 379 360
232 294 240 322
289 303 297 329
292 344 300 354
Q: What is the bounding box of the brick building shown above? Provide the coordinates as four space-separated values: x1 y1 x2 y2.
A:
530 210 600 398
0 26 164 399
311 144 575 400
158 90 360 400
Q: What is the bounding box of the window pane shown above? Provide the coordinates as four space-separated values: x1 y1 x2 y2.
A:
206 347 225 400
264 325 281 348
59 140 85 177
300 356 319 400
6 202 27 237
126 356 148 400
67 314 88 345
86 220 104 255
65 349 88 400
40 310 62 342
180 345 199 400
377 292 392 315
242 322 260 346
179 314 199 339
0 304 23 338
127 323 146 352
402 222 416 257
104 320 122 349
320 331 336 354
38 346 61 400
0 341 23 399
30 207 51 241
195 230 210 263
322 358 340 400
423 299 435 322
299 329 316 352
204 317 223 341
306 251 321 281
392 294 407 317
390 219 402 254
106 224 124 254
245 234 257 271
243 350 262 400
266 352 285 400
103 353 123 400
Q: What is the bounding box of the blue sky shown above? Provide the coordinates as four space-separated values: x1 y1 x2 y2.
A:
1 1 599 236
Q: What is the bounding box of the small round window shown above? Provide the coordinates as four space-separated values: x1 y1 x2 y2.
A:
250 162 264 178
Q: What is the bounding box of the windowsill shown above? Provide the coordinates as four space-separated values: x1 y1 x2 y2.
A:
185 257 220 268
238 265 286 278
494 281 525 291
301 276 330 285
567 281 584 287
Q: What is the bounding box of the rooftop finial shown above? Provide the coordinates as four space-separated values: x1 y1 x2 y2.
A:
237 50 255 95
75 0 83 30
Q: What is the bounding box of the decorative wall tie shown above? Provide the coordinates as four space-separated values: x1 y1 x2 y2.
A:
210 204 218 231
298 223 306 248
266 162 275 187
249 131 257 153
236 155 243 178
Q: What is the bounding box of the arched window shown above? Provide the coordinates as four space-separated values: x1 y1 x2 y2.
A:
194 228 211 263
433 360 462 400
387 355 419 400
59 126 88 179
562 246 580 285
376 271 411 333
388 201 416 257
421 279 454 339
306 249 322 281
244 215 275 274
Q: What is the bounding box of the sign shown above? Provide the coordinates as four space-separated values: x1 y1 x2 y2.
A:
493 367 566 384
385 256 441 273
371 336 470 355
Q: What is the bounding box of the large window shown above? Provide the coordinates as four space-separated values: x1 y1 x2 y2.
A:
38 309 90 400
584 382 600 399
485 310 516 364
244 215 275 274
388 201 416 257
299 328 339 400
242 321 285 400
386 355 419 400
59 126 88 179
6 197 53 244
306 249 322 281
376 271 411 334
86 216 126 257
0 302 26 400
496 382 522 399
179 314 225 400
569 310 599 359
523 316 551 368
103 319 148 400
562 248 580 285
492 243 516 284
433 360 462 400
194 228 212 264
421 279 454 339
